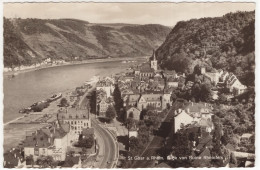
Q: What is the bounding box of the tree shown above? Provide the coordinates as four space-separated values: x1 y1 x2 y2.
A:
129 137 140 155
200 83 212 102
219 94 228 104
144 110 161 131
105 105 116 122
171 93 177 103
60 98 69 107
78 134 95 148
89 90 96 113
26 155 34 167
36 155 55 168
113 84 124 119
126 117 135 129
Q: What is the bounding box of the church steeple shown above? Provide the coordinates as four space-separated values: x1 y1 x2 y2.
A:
151 49 158 71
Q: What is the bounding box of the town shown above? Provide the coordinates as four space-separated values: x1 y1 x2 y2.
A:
4 50 255 168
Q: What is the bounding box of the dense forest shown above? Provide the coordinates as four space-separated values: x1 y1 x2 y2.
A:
156 11 255 86
4 18 171 68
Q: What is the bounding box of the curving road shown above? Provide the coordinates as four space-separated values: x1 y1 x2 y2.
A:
79 87 117 168
92 119 116 168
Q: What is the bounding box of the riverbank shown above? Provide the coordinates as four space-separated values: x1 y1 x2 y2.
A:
3 56 145 77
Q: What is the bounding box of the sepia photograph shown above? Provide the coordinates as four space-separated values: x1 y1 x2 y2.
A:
2 1 256 168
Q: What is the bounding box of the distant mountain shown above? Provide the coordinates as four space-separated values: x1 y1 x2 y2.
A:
156 11 255 86
4 18 171 67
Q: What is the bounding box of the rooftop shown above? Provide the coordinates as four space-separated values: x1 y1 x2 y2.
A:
58 108 89 120
23 125 67 148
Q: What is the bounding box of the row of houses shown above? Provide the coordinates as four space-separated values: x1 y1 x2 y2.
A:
4 107 94 168
201 67 247 96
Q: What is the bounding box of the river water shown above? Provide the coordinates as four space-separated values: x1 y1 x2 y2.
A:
3 58 144 123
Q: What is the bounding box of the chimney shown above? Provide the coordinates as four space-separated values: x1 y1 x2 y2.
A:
191 102 193 106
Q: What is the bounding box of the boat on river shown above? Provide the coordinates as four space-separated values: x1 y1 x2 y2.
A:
19 92 62 114
47 93 62 102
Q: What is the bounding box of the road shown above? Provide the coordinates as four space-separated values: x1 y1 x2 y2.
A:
79 86 117 168
92 119 116 168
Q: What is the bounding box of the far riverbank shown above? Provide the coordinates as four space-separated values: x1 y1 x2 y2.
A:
3 56 147 77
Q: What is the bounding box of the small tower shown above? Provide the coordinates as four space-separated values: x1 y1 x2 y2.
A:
151 50 158 71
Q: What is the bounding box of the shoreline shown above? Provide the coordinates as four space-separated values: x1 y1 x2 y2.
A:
4 115 26 126
3 87 75 126
3 56 145 77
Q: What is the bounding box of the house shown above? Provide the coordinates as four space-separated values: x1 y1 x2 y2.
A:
121 88 134 97
96 88 107 103
99 99 108 114
139 63 155 79
162 70 177 80
219 71 229 83
128 125 138 138
96 78 115 98
240 133 254 144
57 108 91 137
162 93 172 110
167 77 179 88
127 107 141 120
4 148 25 168
23 125 70 162
226 73 247 95
127 94 140 107
183 102 213 122
137 93 162 111
201 67 223 86
197 118 214 133
173 109 194 133
156 78 165 91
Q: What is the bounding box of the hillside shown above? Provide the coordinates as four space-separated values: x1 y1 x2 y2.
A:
156 11 255 86
4 18 171 68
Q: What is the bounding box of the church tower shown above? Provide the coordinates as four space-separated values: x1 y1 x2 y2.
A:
151 50 158 71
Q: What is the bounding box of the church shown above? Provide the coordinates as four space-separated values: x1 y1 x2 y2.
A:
136 50 158 79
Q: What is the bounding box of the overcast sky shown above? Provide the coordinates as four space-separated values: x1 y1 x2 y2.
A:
4 2 255 26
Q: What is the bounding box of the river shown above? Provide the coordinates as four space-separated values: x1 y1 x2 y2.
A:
3 58 145 124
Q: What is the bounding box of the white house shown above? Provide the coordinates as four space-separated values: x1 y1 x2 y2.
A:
174 109 194 133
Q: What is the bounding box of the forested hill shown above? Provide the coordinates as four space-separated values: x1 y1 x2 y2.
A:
156 11 255 86
4 18 171 68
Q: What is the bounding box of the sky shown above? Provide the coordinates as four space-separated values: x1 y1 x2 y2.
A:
3 2 255 26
